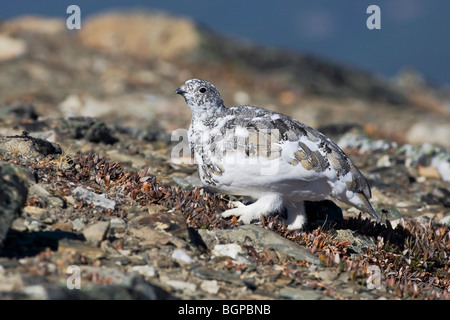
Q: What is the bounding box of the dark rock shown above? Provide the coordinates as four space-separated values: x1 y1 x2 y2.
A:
421 188 450 207
1 229 82 258
317 123 363 142
64 117 118 144
0 131 62 160
191 265 252 288
72 186 116 210
116 126 171 143
22 117 118 144
0 162 29 246
16 275 174 300
0 104 39 120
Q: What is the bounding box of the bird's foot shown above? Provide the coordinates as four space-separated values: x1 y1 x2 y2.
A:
227 200 246 209
221 194 283 225
222 206 262 225
284 201 307 230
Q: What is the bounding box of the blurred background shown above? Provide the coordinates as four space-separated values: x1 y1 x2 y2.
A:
1 0 449 85
0 0 449 148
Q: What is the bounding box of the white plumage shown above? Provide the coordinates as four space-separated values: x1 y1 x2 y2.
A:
176 79 380 229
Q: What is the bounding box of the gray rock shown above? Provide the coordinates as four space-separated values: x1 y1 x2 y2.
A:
129 265 158 278
82 221 110 246
200 225 320 265
278 286 322 300
191 265 251 288
0 162 29 245
172 175 203 190
23 117 118 145
171 249 195 264
200 280 219 295
211 243 250 264
19 273 172 300
211 243 243 260
109 217 126 234
72 186 116 210
71 218 86 232
166 280 196 292
10 218 27 232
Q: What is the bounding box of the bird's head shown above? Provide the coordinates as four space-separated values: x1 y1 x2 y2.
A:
175 79 225 118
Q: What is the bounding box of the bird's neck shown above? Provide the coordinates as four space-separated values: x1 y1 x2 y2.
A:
190 102 227 122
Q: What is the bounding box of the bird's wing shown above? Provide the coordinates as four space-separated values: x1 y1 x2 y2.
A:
227 106 372 199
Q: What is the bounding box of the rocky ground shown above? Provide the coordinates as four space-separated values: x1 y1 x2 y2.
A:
0 11 449 300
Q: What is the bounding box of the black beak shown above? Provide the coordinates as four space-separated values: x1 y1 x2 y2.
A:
175 87 186 95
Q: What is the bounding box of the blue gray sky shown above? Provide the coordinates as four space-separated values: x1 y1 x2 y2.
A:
1 0 449 85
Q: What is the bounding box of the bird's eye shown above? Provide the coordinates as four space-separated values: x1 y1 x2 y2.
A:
199 87 207 93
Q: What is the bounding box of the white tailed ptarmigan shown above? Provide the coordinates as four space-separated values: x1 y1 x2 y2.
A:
176 79 380 229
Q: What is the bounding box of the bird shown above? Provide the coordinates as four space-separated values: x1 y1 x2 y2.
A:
175 79 380 230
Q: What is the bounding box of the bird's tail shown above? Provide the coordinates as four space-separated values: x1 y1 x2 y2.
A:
356 193 381 222
337 192 381 222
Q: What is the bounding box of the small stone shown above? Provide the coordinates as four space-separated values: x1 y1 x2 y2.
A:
172 249 195 264
82 221 110 246
10 218 27 232
24 219 42 232
278 286 322 300
0 162 29 244
130 265 157 278
72 186 116 210
212 243 243 260
110 218 126 233
315 270 339 282
72 218 86 232
200 280 219 295
417 165 441 180
376 154 392 167
166 280 196 292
